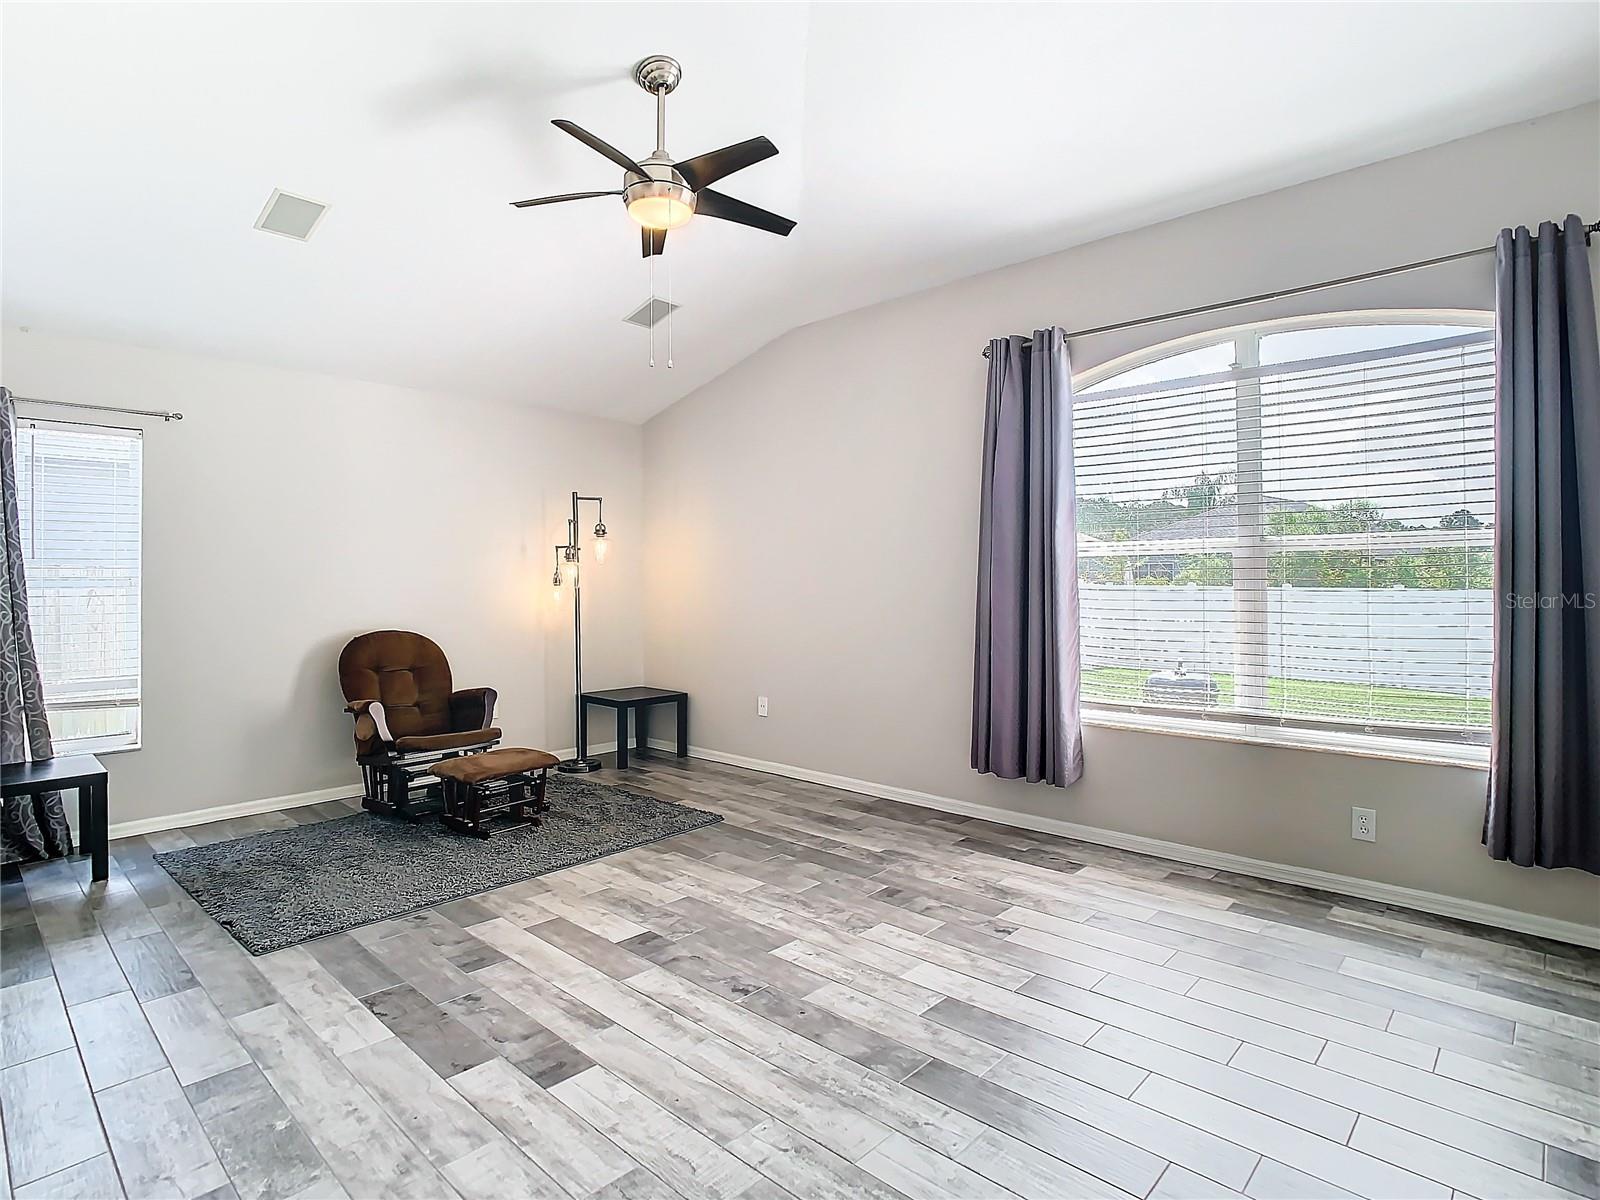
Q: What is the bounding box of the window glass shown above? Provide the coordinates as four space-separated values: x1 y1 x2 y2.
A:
14 419 142 751
1073 315 1492 755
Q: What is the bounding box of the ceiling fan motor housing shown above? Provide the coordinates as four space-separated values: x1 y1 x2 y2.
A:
624 157 694 227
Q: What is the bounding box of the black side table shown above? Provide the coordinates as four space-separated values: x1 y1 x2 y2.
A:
1 754 109 881
579 687 688 770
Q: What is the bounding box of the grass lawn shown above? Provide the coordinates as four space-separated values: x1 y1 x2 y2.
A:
1083 666 1489 727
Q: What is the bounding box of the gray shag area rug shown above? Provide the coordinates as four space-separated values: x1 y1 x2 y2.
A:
152 774 721 955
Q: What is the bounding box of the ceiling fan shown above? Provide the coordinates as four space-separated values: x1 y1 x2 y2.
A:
510 55 796 257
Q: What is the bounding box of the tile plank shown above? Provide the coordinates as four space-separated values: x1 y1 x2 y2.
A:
11 1154 126 1200
1132 1074 1449 1199
954 1128 1141 1200
984 1053 1259 1189
95 1068 230 1199
450 1056 638 1197
230 1002 451 1198
0 1047 106 1186
144 986 254 1087
441 1140 570 1200
1348 1116 1581 1200
1085 1026 1354 1142
1229 1043 1545 1176
68 990 168 1091
857 1129 1025 1199
1316 1042 1600 1160
906 1058 1166 1197
185 1063 339 1200
343 1036 501 1166
548 1067 765 1200
110 931 200 1002
729 1120 909 1200
0 976 74 1069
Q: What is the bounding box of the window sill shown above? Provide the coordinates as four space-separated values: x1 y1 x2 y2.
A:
55 739 140 758
1081 708 1488 770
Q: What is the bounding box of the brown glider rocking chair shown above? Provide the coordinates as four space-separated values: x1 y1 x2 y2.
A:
339 630 501 817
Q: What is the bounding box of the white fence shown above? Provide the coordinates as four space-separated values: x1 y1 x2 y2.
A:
1080 585 1493 695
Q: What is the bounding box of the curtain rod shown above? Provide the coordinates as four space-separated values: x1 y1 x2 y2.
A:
10 396 183 422
980 219 1600 358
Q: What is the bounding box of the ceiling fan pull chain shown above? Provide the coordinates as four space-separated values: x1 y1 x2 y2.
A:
666 246 674 369
648 250 656 368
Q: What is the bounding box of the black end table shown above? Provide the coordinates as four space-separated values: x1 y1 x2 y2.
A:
1 754 109 881
579 687 688 770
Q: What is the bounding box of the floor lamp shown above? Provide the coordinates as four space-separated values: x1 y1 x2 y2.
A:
552 490 609 773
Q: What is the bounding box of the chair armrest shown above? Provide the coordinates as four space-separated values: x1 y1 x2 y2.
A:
345 699 395 746
449 687 497 732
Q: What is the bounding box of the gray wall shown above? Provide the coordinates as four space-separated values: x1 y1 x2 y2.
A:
4 329 645 827
643 104 1600 931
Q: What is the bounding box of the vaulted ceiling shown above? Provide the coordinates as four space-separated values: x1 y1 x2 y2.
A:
4 3 1596 421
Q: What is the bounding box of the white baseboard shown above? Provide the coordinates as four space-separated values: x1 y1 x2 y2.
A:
101 785 361 841
95 741 1596 950
102 741 632 841
78 734 676 844
100 742 635 841
551 741 621 760
677 744 1600 951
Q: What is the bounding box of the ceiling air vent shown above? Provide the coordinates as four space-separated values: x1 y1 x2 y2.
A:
623 298 680 330
254 189 329 241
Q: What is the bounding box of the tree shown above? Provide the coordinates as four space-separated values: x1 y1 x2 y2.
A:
1172 554 1232 586
1163 471 1235 511
1439 508 1483 530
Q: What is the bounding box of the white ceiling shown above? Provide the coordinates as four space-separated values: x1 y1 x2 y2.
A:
4 3 1597 422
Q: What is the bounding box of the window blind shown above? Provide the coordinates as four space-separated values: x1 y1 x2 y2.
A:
14 419 143 750
1074 327 1493 750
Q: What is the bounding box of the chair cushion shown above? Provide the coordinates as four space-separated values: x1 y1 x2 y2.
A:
433 747 560 784
395 728 502 753
339 632 454 741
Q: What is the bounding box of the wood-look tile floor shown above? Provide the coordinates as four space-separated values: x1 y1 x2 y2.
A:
3 754 1599 1200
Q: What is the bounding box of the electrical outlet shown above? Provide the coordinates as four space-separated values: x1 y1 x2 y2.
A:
1351 807 1377 842
757 695 769 718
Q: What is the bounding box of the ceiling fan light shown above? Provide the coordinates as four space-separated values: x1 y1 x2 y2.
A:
627 194 694 230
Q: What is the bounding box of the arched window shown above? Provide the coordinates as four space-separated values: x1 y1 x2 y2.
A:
1071 311 1492 761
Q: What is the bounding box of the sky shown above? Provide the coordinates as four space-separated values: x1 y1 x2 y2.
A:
1073 322 1494 530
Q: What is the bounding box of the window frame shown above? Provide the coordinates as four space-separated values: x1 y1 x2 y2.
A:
1070 309 1494 769
15 415 144 756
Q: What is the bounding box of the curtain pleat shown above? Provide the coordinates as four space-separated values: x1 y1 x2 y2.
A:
1 386 71 864
1483 215 1600 873
973 329 1083 787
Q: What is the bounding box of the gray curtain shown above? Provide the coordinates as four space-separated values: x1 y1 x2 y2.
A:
1484 215 1600 873
0 387 71 863
972 328 1083 788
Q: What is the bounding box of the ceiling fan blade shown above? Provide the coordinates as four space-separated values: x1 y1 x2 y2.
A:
694 188 796 237
552 120 648 177
675 136 778 191
510 190 621 208
641 227 666 258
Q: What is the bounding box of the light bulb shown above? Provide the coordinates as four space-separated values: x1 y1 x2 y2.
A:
551 586 562 605
561 558 579 585
593 537 609 564
627 194 693 231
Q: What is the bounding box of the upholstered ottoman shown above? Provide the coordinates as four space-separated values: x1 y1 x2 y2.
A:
433 748 560 838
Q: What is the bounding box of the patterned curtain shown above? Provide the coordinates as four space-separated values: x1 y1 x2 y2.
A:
0 387 71 862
